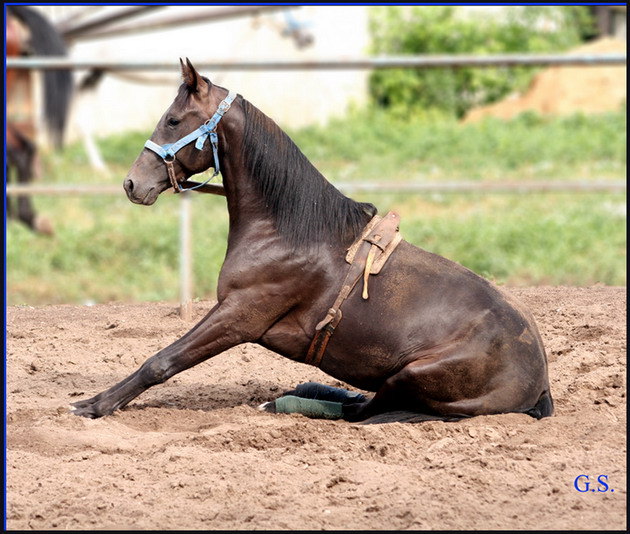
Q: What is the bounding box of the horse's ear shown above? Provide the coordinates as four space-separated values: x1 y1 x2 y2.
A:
180 57 208 93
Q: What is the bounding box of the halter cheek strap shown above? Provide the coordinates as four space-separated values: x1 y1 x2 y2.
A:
144 90 237 193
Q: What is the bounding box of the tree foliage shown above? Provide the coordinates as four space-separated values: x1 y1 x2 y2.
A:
368 6 594 118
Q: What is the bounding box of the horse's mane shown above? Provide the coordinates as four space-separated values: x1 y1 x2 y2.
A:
240 98 377 249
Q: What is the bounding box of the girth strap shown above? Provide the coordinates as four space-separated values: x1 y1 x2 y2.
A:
304 211 402 368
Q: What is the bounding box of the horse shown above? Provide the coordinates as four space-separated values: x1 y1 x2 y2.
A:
6 5 73 235
71 58 553 424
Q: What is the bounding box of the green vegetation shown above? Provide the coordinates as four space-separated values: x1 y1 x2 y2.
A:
6 109 626 305
368 6 594 118
290 108 626 182
394 193 626 286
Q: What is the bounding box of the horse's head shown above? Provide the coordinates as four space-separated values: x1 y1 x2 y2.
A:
124 58 231 205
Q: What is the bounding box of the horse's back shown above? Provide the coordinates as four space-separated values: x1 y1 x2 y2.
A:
365 239 543 349
387 240 550 380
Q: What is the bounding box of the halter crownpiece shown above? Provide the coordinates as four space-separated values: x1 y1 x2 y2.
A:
144 90 237 193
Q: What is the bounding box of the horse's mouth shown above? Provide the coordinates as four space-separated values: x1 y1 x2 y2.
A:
126 187 157 205
142 188 159 205
127 181 171 205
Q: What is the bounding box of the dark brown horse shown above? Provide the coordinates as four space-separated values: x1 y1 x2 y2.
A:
6 6 73 235
71 59 553 424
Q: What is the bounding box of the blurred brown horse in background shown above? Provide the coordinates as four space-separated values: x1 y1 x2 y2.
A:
6 6 73 234
72 59 553 424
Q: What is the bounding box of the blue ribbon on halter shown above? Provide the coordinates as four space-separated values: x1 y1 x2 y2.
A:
144 90 237 192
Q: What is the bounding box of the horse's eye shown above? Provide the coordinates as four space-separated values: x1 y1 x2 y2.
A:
167 118 180 127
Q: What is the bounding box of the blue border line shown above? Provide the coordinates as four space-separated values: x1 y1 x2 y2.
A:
4 5 8 530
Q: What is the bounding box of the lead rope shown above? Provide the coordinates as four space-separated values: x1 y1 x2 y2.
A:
164 158 180 192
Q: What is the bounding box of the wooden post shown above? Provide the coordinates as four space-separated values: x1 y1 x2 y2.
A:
179 192 193 321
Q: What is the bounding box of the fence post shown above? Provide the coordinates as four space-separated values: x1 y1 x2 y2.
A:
179 192 193 321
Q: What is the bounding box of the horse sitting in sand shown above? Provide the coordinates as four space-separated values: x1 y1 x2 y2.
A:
71 59 553 424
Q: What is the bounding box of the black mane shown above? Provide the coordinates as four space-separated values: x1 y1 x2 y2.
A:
240 98 376 249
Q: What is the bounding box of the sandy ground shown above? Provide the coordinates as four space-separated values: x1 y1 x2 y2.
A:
5 286 626 531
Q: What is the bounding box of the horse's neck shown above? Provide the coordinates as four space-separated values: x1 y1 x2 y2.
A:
219 145 273 240
217 110 290 236
218 101 374 251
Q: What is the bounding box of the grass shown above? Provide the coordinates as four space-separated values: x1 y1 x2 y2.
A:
289 108 626 183
6 109 626 305
392 193 626 286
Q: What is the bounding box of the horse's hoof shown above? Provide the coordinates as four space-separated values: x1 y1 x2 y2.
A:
258 401 277 413
69 398 107 418
69 405 98 419
34 215 54 236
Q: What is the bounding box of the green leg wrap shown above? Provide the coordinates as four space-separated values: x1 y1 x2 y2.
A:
274 395 344 419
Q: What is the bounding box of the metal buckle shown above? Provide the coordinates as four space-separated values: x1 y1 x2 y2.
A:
218 99 232 114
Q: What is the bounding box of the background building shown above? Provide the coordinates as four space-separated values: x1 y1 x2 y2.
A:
34 5 371 142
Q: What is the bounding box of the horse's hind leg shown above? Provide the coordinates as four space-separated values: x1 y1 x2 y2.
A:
341 354 516 424
345 344 550 424
340 362 444 423
259 382 366 418
9 132 53 235
283 382 366 404
6 151 35 227
260 361 472 423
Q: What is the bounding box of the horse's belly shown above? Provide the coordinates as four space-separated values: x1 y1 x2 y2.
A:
318 241 548 393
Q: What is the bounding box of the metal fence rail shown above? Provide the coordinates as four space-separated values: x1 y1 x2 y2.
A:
61 5 300 41
6 181 626 197
7 53 627 71
7 180 626 319
334 181 627 194
7 51 626 316
6 185 197 320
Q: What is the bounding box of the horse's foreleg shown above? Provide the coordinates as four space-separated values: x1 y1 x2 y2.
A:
7 164 16 220
70 299 274 418
10 137 52 234
15 138 36 225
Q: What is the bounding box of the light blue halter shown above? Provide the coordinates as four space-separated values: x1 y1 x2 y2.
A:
144 90 237 193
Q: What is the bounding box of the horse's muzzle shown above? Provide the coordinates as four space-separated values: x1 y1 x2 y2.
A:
123 177 160 205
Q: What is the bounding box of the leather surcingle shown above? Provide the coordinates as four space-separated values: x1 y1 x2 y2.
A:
304 211 403 368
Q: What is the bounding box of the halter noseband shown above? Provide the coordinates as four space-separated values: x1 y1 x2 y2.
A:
144 90 237 193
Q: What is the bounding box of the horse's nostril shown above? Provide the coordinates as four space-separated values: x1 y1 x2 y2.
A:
124 178 134 193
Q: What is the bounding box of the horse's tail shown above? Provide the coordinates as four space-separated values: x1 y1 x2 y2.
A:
357 411 468 425
358 392 555 425
8 6 73 147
